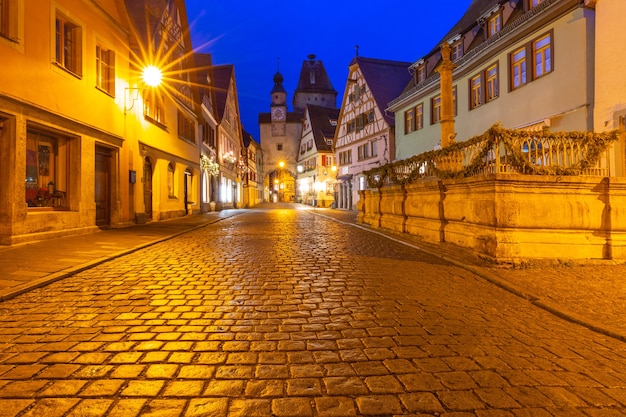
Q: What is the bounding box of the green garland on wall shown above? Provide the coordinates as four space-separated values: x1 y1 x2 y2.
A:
366 124 620 188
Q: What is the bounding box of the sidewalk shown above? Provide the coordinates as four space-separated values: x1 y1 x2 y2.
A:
1 204 625 344
0 210 237 301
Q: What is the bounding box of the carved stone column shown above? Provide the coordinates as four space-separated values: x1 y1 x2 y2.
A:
436 42 456 148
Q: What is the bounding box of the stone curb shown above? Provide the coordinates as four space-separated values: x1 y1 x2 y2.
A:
312 210 626 343
0 213 240 302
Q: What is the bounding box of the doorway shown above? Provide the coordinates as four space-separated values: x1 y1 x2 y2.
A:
143 157 153 219
95 146 112 227
184 169 192 214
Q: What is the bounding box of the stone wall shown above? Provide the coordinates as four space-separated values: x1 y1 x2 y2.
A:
357 174 626 262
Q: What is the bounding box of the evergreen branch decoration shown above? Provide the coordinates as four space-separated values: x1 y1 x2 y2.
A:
365 124 620 188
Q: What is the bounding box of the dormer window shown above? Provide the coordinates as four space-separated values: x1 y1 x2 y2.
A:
487 13 501 38
416 65 426 83
451 40 463 61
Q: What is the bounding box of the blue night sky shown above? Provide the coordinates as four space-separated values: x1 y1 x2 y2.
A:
185 0 473 141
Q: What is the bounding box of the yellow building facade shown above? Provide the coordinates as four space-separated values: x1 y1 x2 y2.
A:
0 0 201 245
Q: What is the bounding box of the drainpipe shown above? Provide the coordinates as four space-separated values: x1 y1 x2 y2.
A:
436 42 456 148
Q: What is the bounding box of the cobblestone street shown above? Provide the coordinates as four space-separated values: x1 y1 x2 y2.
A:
0 206 625 416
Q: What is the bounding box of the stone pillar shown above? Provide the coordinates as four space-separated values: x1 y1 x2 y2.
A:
436 43 456 148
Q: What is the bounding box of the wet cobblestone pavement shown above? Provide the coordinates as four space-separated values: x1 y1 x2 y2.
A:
0 206 625 416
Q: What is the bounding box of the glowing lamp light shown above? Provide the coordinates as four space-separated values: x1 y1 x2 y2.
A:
142 65 163 87
278 161 285 169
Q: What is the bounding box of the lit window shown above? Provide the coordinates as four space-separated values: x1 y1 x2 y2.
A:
25 129 70 208
55 13 82 76
415 103 423 130
486 64 499 102
531 0 545 8
144 90 165 125
533 33 552 79
451 41 463 61
96 44 115 95
470 74 483 109
511 47 527 89
487 13 501 38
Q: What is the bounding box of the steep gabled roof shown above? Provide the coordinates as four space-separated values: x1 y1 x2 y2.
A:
211 64 234 122
295 57 337 95
194 53 216 116
434 0 503 49
242 129 253 148
307 104 340 152
353 57 412 126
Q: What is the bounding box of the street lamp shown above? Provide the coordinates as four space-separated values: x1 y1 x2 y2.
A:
125 65 163 113
142 65 163 87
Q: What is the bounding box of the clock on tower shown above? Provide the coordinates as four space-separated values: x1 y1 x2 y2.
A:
271 106 286 121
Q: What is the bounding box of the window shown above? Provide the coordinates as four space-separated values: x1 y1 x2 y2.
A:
0 0 7 38
487 13 501 38
404 108 415 133
201 122 216 147
339 150 352 165
511 47 527 90
470 64 499 109
55 13 82 76
451 40 463 61
531 0 545 8
177 110 196 143
0 0 15 40
431 88 456 123
25 129 70 208
144 90 165 124
167 163 175 198
356 114 364 131
404 104 423 133
322 155 334 167
277 143 282 151
415 103 423 130
95 44 115 95
533 33 552 79
347 120 356 133
470 74 483 109
432 96 441 124
416 65 426 83
510 32 552 90
357 143 371 161
486 64 499 101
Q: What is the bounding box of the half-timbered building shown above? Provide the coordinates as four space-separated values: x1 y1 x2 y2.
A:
296 104 339 207
333 57 412 210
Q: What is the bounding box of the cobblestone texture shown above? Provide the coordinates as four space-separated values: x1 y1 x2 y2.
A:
0 206 624 416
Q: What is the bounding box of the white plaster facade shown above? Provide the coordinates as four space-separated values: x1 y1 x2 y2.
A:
390 0 597 159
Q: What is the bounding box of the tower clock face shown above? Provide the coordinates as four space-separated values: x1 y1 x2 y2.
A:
272 107 286 121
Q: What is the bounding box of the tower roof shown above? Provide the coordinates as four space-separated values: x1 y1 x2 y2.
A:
294 55 337 95
271 71 287 95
